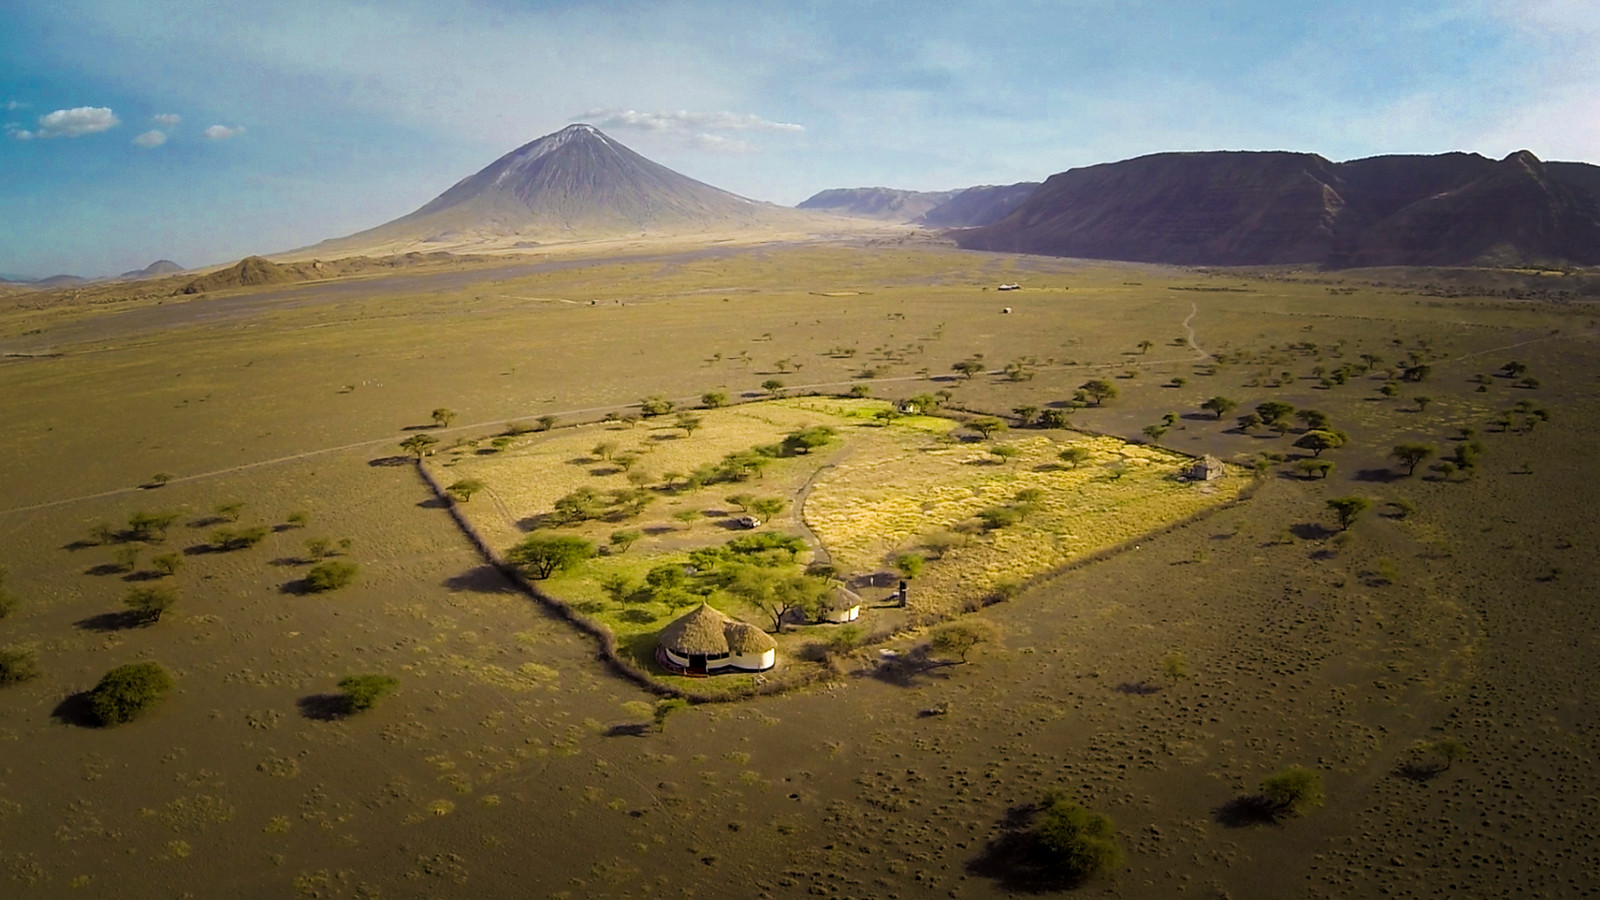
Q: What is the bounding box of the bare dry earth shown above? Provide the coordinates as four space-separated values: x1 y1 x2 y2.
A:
0 244 1596 898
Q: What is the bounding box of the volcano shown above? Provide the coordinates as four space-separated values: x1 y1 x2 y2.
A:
310 124 820 254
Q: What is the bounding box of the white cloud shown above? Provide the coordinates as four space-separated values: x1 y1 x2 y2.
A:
690 132 755 153
133 129 167 148
204 124 244 140
152 112 181 127
3 100 26 111
583 109 804 134
9 106 120 140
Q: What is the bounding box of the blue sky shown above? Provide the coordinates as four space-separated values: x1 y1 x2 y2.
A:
2 0 1596 277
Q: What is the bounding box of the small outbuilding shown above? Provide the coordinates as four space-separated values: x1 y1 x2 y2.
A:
997 283 1020 291
820 586 863 624
657 603 776 675
1184 454 1225 482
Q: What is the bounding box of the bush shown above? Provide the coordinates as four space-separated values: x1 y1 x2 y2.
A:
1260 765 1324 816
0 648 39 686
0 566 14 619
124 586 178 623
1032 793 1125 880
338 674 398 712
86 662 173 726
304 561 359 593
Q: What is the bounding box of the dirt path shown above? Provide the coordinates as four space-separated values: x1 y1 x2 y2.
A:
1182 300 1211 359
792 445 854 567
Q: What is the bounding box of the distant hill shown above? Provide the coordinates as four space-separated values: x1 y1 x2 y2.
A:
955 150 1600 268
120 259 184 280
795 183 1040 227
917 183 1039 228
178 256 302 293
310 124 822 254
796 187 959 222
31 274 88 289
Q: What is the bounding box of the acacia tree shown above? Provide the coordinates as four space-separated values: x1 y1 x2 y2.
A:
1201 396 1238 420
926 619 1000 663
701 391 728 408
1058 447 1091 468
1327 496 1371 531
1391 443 1436 476
506 534 596 579
968 417 1007 439
1079 380 1117 406
1255 400 1295 428
446 479 484 502
761 378 785 397
430 408 456 428
952 358 986 379
399 434 438 459
1293 430 1345 457
124 586 177 624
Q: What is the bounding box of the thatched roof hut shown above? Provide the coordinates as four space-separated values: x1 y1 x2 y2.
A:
658 604 776 674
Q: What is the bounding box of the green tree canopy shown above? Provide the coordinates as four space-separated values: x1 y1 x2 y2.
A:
507 534 596 579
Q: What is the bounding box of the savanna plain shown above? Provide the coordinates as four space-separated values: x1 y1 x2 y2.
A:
2 240 1597 898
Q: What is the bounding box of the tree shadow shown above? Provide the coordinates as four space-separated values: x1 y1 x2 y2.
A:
965 806 1088 893
443 565 517 594
1353 467 1404 483
268 556 310 568
1114 681 1161 695
73 611 145 632
297 693 353 721
367 455 412 467
83 563 128 577
1212 795 1280 828
280 578 314 596
121 570 162 582
61 538 100 552
605 722 654 738
516 513 556 532
1289 522 1336 541
188 515 227 528
399 423 438 432
51 692 102 728
1393 761 1447 783
416 496 449 510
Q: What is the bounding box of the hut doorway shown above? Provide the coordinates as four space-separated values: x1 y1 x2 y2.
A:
688 654 708 675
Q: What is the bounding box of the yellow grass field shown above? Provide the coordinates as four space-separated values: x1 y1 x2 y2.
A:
439 396 1247 678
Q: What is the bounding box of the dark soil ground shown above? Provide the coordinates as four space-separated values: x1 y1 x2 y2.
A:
1 243 1596 897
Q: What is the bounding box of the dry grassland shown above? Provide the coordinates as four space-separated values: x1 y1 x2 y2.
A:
0 241 1597 898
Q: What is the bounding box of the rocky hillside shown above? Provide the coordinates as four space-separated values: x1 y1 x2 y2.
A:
955 150 1600 268
796 187 958 222
917 183 1039 228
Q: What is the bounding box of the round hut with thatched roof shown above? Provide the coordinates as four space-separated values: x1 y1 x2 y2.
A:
657 603 777 675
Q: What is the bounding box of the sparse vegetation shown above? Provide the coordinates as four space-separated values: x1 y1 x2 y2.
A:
338 674 399 712
0 647 39 686
304 561 359 592
85 662 173 726
1259 765 1325 816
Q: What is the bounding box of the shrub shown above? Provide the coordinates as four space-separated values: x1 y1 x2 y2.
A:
0 565 14 619
0 648 39 686
927 619 999 663
124 586 178 623
86 662 173 726
338 674 399 712
304 561 359 593
1260 765 1324 816
1032 792 1125 880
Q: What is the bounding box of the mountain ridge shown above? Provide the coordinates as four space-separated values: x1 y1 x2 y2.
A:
954 149 1600 268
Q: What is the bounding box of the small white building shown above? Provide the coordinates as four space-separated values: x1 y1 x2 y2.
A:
820 586 863 624
998 283 1020 291
658 604 776 674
